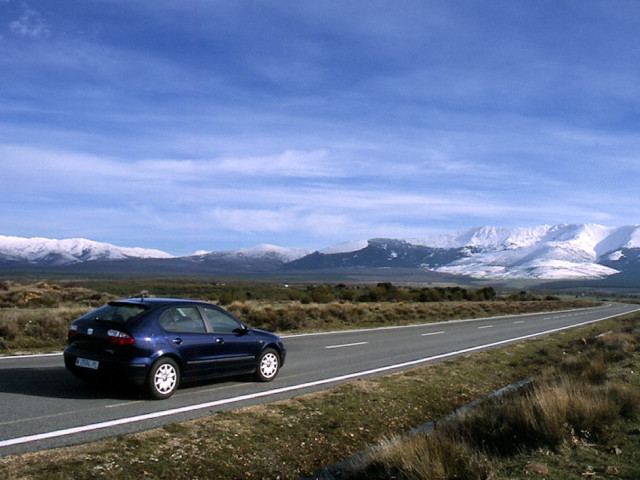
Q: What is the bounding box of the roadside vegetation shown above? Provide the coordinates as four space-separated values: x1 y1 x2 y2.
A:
1 279 592 353
50 279 504 304
1 303 638 479
0 281 111 352
348 320 640 479
3 279 637 479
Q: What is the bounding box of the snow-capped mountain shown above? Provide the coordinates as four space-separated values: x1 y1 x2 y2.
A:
220 244 310 263
287 224 640 280
187 244 311 273
1 224 640 282
416 224 640 279
192 244 310 263
319 240 369 255
0 235 173 266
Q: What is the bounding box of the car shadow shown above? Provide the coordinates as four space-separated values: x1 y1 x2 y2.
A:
181 373 255 390
0 366 145 400
0 365 259 400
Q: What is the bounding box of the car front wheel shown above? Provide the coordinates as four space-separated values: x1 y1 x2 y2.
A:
255 348 280 382
147 357 180 399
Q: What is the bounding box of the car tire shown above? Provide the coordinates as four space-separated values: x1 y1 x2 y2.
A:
255 348 280 382
147 357 180 399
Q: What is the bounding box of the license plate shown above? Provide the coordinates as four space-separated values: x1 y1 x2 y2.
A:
75 357 99 370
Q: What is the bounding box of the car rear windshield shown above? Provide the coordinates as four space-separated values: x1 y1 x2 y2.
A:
81 303 148 325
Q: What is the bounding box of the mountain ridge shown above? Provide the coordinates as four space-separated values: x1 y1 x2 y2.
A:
0 234 173 266
1 224 639 282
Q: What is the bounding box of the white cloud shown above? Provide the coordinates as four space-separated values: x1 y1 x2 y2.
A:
214 150 340 178
9 5 49 38
206 207 352 236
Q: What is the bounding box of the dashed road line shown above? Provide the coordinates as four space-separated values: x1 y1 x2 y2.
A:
421 331 445 336
325 342 368 349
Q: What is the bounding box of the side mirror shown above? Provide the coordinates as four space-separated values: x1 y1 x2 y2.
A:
233 324 250 335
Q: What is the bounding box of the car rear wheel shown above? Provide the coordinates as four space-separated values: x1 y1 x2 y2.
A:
255 348 280 382
147 357 180 399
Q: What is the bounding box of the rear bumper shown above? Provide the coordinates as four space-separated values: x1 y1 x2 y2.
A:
63 348 151 386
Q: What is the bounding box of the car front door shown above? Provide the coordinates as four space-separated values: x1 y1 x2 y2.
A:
200 306 260 374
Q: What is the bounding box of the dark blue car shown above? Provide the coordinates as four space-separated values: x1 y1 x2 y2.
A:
63 297 286 399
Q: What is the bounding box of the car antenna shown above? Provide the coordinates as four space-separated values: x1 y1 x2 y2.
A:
139 290 150 301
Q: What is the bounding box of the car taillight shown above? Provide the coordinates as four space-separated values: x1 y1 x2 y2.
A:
107 329 135 346
68 324 78 339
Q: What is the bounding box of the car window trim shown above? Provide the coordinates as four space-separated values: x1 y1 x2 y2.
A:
198 305 247 334
159 305 210 334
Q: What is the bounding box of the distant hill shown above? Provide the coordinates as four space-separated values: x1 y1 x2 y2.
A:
1 224 639 285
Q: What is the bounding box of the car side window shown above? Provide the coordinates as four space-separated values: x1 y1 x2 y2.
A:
159 311 176 331
160 307 207 333
202 307 243 334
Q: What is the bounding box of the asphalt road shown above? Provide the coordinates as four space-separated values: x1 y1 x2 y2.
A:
1 302 638 457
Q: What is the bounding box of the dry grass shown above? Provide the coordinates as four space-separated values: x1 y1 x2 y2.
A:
0 280 112 308
0 281 113 353
0 306 92 352
348 326 640 480
359 432 492 480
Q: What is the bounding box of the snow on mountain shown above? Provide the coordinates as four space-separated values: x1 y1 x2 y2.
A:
629 228 640 248
0 235 173 265
320 239 369 255
233 244 311 263
191 244 311 262
595 225 640 261
410 225 555 250
417 224 640 279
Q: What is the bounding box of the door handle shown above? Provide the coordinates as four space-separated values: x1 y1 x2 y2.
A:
215 337 224 344
172 338 183 345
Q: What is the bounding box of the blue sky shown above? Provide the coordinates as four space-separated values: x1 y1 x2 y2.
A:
2 1 640 255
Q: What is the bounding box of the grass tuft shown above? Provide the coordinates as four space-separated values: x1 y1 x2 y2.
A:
360 431 492 480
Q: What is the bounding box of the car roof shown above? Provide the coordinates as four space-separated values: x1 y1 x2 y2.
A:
112 297 212 307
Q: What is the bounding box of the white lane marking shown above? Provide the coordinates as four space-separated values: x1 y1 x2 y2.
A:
421 331 444 337
279 304 619 339
3 305 638 450
106 401 144 409
0 353 62 361
325 342 368 349
514 321 525 324
0 410 81 428
478 325 493 329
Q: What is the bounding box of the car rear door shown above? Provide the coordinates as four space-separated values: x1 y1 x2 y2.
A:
159 306 218 379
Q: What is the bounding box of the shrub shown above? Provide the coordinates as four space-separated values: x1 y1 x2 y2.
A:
0 306 91 351
0 316 19 341
308 285 335 303
218 288 247 306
